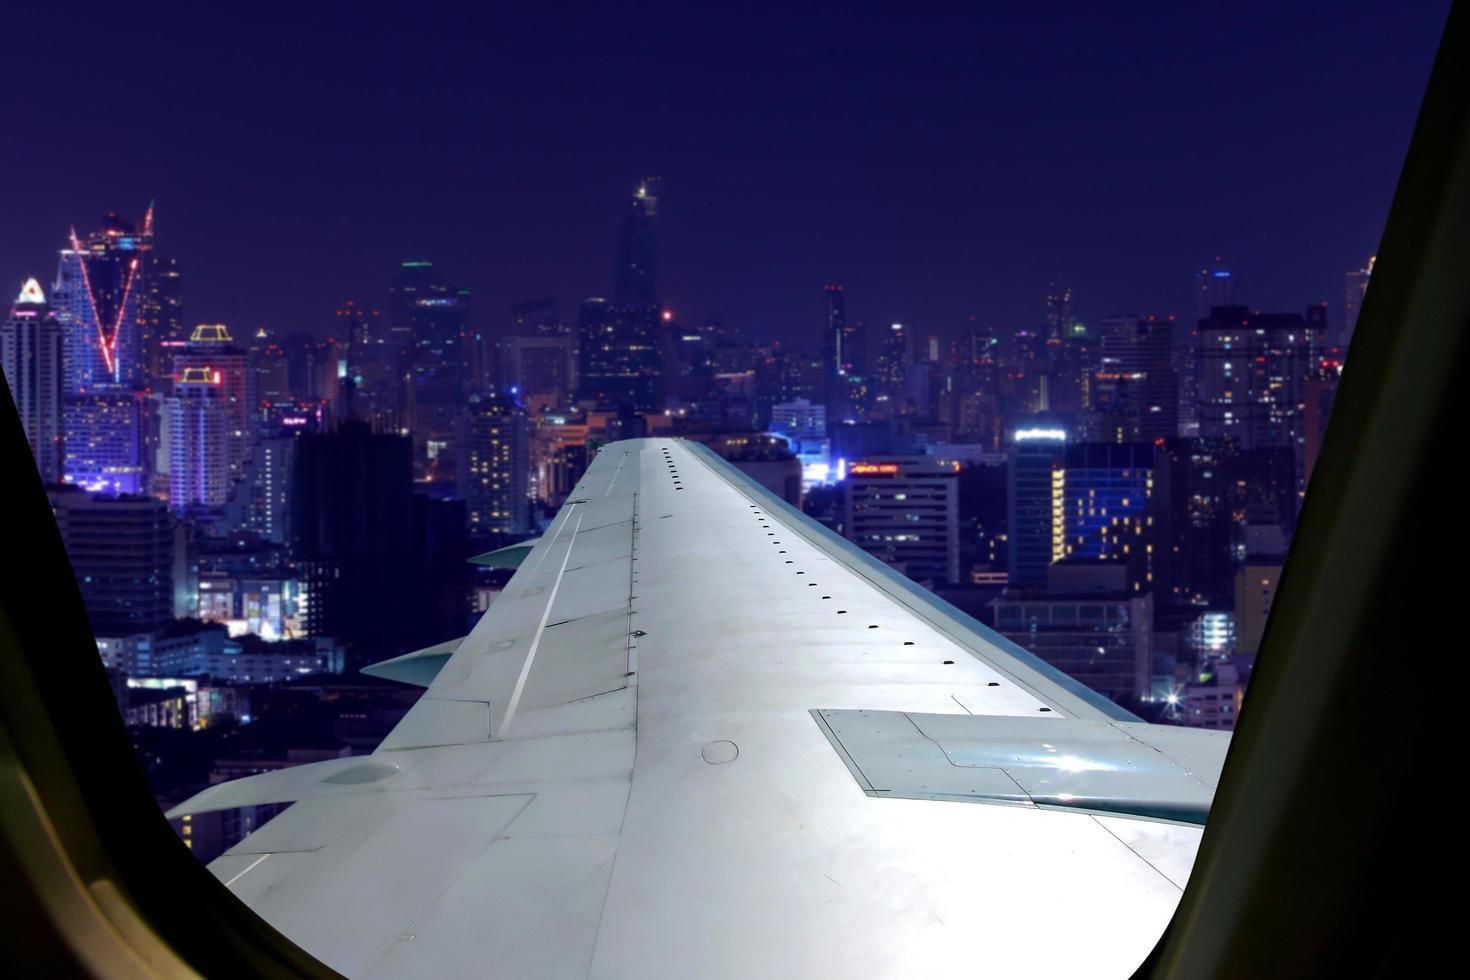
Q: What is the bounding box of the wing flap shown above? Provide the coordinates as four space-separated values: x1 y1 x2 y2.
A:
361 637 462 687
812 709 1225 824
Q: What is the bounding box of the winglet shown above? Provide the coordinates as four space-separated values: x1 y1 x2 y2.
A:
468 537 542 569
165 755 402 819
361 637 462 687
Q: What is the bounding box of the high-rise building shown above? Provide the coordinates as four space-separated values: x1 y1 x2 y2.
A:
993 562 1152 704
1155 438 1298 609
752 348 821 429
217 427 296 544
141 247 185 387
770 399 827 442
391 262 471 475
336 298 381 348
457 391 530 539
1044 320 1095 417
821 285 848 434
615 180 659 307
1095 315 1178 442
843 455 960 585
1044 282 1074 341
1060 441 1161 593
1173 318 1200 438
876 322 911 409
1195 258 1234 319
334 300 399 432
47 485 174 638
946 319 1003 448
1196 304 1326 472
821 285 868 435
52 211 167 493
52 211 159 393
1343 256 1375 348
291 420 417 667
508 297 562 337
2 278 65 483
387 260 439 349
576 298 662 412
172 324 253 480
168 367 231 515
63 390 148 494
1006 426 1067 586
499 334 574 412
575 182 667 414
966 318 998 363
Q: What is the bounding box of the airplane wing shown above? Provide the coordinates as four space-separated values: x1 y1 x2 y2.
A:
169 437 1228 979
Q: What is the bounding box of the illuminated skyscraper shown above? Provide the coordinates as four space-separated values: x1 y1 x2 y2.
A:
168 367 231 515
1196 304 1326 458
575 182 666 413
250 329 291 414
1094 315 1178 442
141 250 185 386
63 390 147 494
52 210 167 493
52 210 164 392
51 208 177 393
843 456 961 585
1060 441 1161 593
390 261 471 475
876 322 911 408
2 278 64 483
576 298 662 412
457 391 530 539
218 427 296 545
172 324 253 480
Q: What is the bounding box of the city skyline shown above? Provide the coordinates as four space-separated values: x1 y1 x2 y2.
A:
0 5 1447 347
0 0 1429 862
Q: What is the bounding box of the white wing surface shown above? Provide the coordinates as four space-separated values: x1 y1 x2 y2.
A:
171 437 1228 978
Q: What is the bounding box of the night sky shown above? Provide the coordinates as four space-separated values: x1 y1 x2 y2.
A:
1 3 1448 348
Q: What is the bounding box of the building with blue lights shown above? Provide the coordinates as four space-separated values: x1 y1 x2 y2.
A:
1060 441 1162 593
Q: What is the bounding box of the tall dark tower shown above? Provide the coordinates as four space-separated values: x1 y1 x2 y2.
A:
292 420 417 668
138 204 184 389
578 181 665 413
1044 282 1074 342
821 285 847 437
821 285 867 435
614 179 659 307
